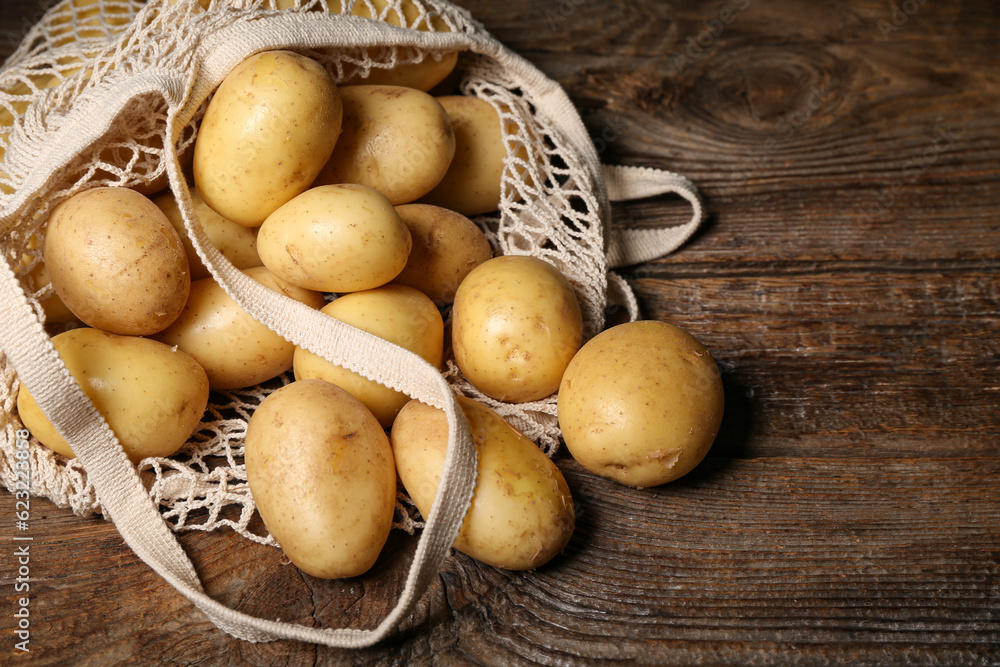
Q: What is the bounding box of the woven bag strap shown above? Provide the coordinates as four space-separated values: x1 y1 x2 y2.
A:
604 164 705 268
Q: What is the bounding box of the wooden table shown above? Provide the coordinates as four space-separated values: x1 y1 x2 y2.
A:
2 0 998 664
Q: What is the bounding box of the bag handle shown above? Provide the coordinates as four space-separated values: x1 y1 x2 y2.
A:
604 164 705 268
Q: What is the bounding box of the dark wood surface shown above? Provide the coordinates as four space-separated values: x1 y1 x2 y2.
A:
2 0 999 665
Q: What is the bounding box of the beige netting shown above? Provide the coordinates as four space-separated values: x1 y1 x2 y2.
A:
0 0 616 537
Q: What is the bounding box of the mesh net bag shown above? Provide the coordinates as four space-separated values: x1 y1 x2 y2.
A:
0 0 704 647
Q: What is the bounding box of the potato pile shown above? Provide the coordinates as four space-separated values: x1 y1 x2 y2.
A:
17 47 724 581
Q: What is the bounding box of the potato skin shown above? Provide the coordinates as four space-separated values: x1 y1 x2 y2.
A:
16 328 209 463
154 188 262 281
391 395 575 570
256 183 412 293
451 255 583 403
18 233 77 326
557 321 725 488
312 85 455 205
293 284 444 427
245 379 397 579
193 50 342 227
340 51 459 92
419 95 506 216
153 266 324 390
44 186 190 336
390 203 493 305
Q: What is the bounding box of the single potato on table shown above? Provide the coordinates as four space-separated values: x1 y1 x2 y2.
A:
17 327 209 463
256 183 412 293
43 186 190 336
391 203 493 305
245 379 397 580
294 284 444 428
193 50 343 227
451 254 583 403
557 320 725 488
153 266 325 390
391 394 575 571
312 85 455 205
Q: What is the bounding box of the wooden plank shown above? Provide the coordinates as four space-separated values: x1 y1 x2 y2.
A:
624 271 1000 458
0 0 998 664
3 457 998 664
467 0 1000 269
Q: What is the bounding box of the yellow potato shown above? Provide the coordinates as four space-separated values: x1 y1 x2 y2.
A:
24 258 77 326
391 203 493 305
269 0 451 30
43 186 190 336
293 284 444 427
557 321 725 488
153 266 325 390
193 50 343 226
419 95 507 215
333 0 452 31
256 183 412 293
17 234 78 327
154 188 262 281
340 51 460 92
451 255 583 403
245 379 396 579
391 395 575 570
313 85 455 205
16 328 209 463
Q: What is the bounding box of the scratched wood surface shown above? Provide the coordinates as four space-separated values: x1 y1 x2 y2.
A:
1 0 999 665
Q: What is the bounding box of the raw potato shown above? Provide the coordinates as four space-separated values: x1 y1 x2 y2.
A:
293 284 444 427
153 266 325 390
16 327 209 463
25 259 77 326
340 51 459 92
44 186 190 336
557 321 725 488
451 255 583 403
270 0 451 30
332 0 451 30
154 188 262 281
419 95 507 215
18 234 77 326
391 395 575 571
245 379 397 579
193 50 343 226
313 85 455 205
391 203 493 305
256 183 412 293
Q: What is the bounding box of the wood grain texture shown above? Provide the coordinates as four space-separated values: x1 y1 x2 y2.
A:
1 0 999 665
3 456 999 664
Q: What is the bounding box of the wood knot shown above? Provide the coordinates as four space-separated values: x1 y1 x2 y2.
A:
683 43 845 135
